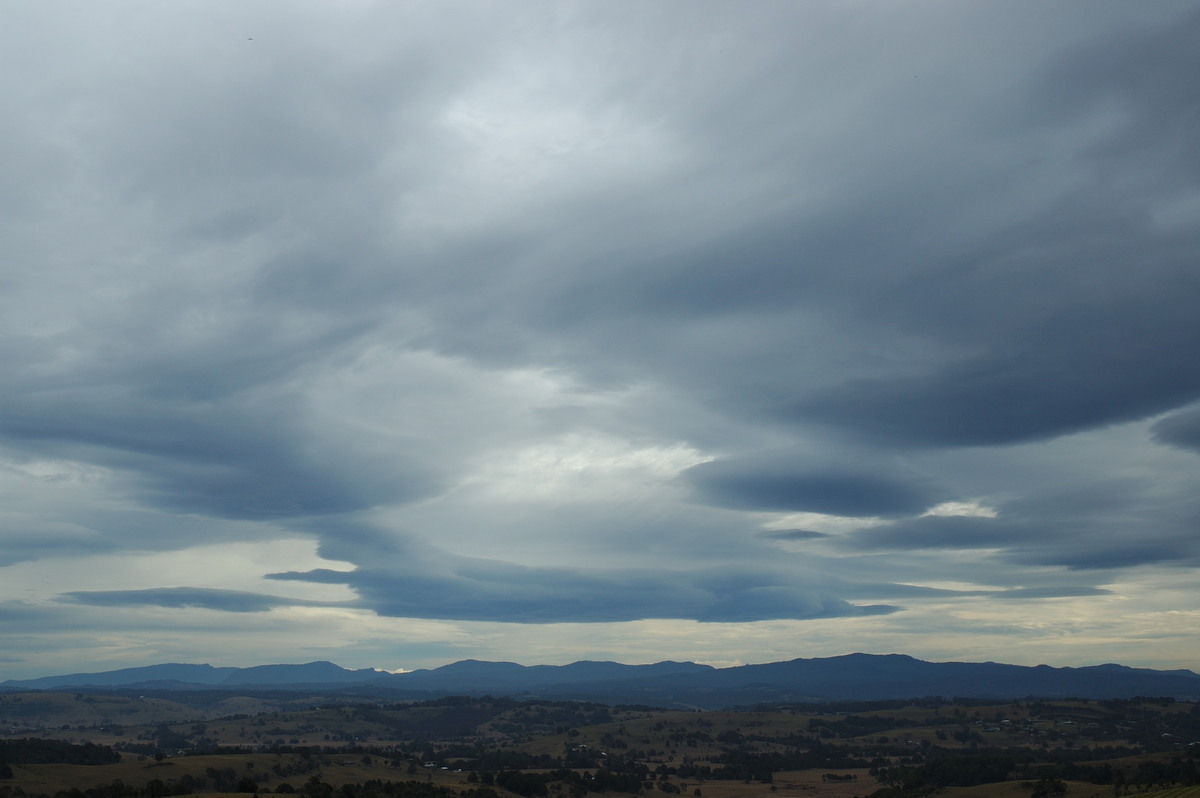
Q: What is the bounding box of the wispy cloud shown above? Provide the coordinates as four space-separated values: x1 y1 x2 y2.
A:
61 588 338 614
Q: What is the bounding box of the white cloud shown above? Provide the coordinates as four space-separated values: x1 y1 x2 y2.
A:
464 432 711 502
923 501 999 518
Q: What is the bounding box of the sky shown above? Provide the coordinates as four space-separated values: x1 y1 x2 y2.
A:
2 1 1200 681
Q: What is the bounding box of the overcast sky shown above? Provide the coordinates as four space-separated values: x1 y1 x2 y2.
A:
3 1 1200 681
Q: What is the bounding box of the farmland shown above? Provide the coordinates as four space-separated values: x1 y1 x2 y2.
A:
1 693 1197 798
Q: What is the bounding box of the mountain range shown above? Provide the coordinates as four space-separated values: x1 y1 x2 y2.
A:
4 654 1199 709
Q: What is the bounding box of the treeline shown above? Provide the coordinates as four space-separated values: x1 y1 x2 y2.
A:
0 739 120 768
486 768 644 797
49 779 190 798
876 753 1019 790
3 778 500 798
1115 758 1200 789
287 777 498 798
280 772 641 798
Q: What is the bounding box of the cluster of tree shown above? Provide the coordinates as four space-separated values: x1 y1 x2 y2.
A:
705 742 868 781
1016 760 1117 784
459 749 557 772
488 702 614 736
808 715 921 739
344 697 620 741
873 752 1019 793
1022 777 1067 798
352 699 510 740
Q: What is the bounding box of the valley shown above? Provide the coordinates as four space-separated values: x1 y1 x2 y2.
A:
2 692 1197 798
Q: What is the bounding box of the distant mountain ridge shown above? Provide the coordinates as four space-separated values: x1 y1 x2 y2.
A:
1 661 383 690
4 654 1198 708
2 663 236 689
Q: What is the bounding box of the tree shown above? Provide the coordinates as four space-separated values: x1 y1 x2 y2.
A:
1030 778 1066 798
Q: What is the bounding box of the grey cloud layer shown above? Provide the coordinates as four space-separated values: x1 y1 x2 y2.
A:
1153 406 1200 453
2 1 1199 643
62 588 326 614
268 565 896 624
684 452 945 517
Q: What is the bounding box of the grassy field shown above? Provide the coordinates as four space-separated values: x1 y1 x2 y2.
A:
1133 788 1200 798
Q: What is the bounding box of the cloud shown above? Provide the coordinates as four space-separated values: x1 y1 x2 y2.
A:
0 362 444 524
990 586 1111 600
0 523 115 567
798 309 1200 447
268 545 899 624
61 587 327 613
842 515 1044 551
759 529 828 541
2 1 1200 676
1151 405 1200 453
684 452 945 517
1008 542 1196 572
829 474 1200 575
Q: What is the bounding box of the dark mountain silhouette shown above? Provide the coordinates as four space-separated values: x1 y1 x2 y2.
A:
218 661 383 685
0 663 238 690
4 654 1198 708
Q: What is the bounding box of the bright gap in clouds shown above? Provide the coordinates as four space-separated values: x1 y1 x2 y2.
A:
464 432 712 502
922 501 998 518
0 540 356 605
754 496 1000 542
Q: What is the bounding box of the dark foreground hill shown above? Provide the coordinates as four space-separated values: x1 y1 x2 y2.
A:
4 654 1199 708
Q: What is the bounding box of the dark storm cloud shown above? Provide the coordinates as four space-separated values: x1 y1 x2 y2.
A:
415 5 1200 455
994 476 1200 571
1007 542 1196 572
266 539 1111 619
61 588 327 613
833 475 1200 574
777 9 1200 449
1152 406 1200 453
1027 4 1200 178
684 453 945 517
798 270 1200 447
269 557 898 624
